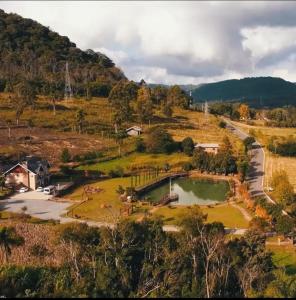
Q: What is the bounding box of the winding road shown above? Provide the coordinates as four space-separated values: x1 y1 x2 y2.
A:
223 119 265 198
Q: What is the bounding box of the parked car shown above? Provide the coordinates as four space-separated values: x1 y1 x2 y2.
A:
43 185 55 195
19 187 29 193
36 187 44 192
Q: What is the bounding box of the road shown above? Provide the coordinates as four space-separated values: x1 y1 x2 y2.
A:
224 119 265 198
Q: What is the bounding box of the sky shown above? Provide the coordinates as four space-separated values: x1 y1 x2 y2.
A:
1 1 296 85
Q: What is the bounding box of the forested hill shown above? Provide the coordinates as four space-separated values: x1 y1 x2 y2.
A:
191 77 296 107
0 9 126 97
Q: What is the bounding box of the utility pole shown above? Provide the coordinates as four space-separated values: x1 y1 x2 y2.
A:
64 61 73 102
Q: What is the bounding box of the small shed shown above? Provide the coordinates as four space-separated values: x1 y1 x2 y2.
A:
126 126 142 136
195 143 219 154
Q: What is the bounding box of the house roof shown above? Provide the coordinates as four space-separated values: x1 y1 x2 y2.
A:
126 126 142 132
195 143 219 148
3 156 50 176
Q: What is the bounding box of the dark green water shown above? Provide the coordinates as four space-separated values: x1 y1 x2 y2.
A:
141 177 230 205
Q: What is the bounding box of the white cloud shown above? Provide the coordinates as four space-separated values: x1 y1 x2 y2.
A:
1 1 296 84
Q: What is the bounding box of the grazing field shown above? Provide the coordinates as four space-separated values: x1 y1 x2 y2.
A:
229 120 296 191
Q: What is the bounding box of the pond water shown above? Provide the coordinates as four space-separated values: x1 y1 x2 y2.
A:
141 177 230 206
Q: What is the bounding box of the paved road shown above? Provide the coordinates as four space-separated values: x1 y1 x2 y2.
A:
224 119 265 198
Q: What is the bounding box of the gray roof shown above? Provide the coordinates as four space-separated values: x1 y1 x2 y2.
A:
3 156 50 175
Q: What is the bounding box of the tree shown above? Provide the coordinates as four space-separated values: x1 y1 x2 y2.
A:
61 148 71 163
151 85 167 106
146 127 176 154
162 103 173 117
243 136 255 153
181 137 195 156
75 109 86 134
167 85 190 109
0 175 5 191
271 170 295 206
136 86 153 124
0 226 24 263
11 80 37 125
275 216 295 235
108 80 138 127
238 104 250 120
135 137 146 153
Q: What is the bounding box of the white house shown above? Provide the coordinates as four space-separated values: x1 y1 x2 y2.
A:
3 156 51 190
126 126 142 136
195 143 220 155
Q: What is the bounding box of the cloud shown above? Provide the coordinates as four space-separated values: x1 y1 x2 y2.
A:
1 1 296 84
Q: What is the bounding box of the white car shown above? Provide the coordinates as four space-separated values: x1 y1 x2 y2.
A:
19 187 29 193
36 187 44 192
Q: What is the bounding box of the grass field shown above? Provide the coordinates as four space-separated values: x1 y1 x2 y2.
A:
76 152 190 173
267 244 296 275
152 203 249 228
229 120 296 191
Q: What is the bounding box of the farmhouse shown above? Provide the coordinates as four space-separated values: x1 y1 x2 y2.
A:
195 143 220 154
3 156 51 190
126 126 142 136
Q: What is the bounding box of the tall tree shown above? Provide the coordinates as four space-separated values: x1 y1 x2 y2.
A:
0 226 24 263
136 86 153 124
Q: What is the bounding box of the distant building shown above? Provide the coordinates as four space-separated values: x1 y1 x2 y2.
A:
195 143 219 155
3 156 51 190
126 126 142 136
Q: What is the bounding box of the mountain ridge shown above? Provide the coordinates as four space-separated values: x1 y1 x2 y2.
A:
0 9 126 97
191 76 296 107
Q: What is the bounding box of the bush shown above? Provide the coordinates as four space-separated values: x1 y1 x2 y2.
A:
146 127 177 154
108 166 124 178
60 148 71 163
181 137 195 156
218 121 226 128
135 137 146 153
182 162 192 172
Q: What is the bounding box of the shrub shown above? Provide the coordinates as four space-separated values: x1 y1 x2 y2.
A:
218 121 226 128
108 166 124 178
60 148 71 163
135 137 146 153
146 127 177 154
182 162 192 172
181 137 195 156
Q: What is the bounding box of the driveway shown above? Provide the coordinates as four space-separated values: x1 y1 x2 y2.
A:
0 191 72 221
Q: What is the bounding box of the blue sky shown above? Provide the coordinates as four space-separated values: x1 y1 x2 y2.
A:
2 1 296 85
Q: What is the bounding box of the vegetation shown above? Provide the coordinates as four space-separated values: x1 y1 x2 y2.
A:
0 9 125 98
0 212 283 298
192 77 296 107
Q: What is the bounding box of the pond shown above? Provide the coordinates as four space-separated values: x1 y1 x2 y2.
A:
141 177 230 206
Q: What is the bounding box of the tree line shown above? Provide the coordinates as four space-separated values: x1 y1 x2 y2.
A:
0 209 293 298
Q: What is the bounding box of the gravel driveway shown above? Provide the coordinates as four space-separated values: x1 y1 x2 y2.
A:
0 191 72 221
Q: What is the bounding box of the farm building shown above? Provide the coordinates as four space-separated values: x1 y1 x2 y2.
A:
126 126 142 136
3 156 51 190
195 143 220 154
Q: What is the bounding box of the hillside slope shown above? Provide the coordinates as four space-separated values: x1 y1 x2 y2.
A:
192 77 296 107
0 9 126 97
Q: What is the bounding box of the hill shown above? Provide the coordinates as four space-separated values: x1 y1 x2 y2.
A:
191 77 296 107
0 9 126 97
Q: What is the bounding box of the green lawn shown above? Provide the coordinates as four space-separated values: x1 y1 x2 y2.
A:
152 203 250 228
267 245 296 275
76 152 190 173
